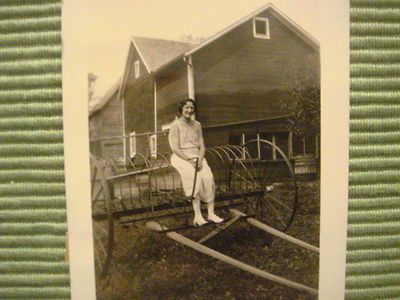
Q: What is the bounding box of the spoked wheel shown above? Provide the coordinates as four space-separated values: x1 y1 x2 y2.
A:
243 139 298 232
90 154 115 278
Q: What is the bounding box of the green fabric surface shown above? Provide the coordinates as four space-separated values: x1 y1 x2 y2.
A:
0 0 69 299
346 0 400 299
0 1 399 299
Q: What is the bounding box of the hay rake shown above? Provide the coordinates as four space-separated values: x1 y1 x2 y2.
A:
90 138 318 295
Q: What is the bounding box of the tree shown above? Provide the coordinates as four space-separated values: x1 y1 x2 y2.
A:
283 57 320 138
88 72 98 101
179 34 207 44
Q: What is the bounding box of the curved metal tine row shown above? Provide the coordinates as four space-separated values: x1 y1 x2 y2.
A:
164 152 186 207
225 144 260 212
204 148 222 191
107 157 128 211
242 145 259 186
159 152 182 207
214 146 244 192
132 152 153 221
91 157 107 212
122 155 138 209
243 139 272 187
148 153 170 207
223 145 257 191
227 144 258 192
213 146 253 193
209 146 233 192
245 138 298 231
206 148 231 194
121 155 144 210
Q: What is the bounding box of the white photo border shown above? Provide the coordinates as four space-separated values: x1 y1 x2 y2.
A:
63 1 349 299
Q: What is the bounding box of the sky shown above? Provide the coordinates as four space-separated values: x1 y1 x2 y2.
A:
87 0 319 98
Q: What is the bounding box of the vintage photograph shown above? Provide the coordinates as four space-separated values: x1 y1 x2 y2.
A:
87 1 320 298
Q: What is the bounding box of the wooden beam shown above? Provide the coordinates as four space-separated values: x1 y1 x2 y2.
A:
146 221 318 295
197 215 242 244
229 209 319 253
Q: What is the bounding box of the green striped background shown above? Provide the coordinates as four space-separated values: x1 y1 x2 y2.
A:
346 0 400 299
0 0 69 299
0 0 399 299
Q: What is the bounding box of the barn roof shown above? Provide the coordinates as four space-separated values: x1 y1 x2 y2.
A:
89 78 120 116
133 37 197 72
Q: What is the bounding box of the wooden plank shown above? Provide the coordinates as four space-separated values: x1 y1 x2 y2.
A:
229 209 319 253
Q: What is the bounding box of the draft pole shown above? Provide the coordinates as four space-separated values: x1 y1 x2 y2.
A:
229 209 319 253
146 221 318 296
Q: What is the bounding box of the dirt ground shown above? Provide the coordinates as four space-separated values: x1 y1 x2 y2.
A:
96 180 320 300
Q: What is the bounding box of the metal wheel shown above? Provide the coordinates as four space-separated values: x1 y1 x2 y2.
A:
244 139 298 232
90 154 115 277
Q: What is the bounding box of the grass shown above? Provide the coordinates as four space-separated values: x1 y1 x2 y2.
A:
96 180 320 299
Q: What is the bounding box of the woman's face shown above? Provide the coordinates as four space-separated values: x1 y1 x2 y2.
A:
182 102 195 119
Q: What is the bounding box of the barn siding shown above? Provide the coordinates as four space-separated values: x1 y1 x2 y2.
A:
89 91 124 157
156 62 189 154
193 9 319 128
124 75 154 156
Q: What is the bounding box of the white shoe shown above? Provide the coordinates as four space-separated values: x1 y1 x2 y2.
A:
207 214 224 223
193 216 208 226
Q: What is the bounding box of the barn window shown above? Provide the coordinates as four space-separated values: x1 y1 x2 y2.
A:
228 133 260 160
292 134 318 157
253 17 270 39
134 60 140 78
129 131 136 158
150 134 157 158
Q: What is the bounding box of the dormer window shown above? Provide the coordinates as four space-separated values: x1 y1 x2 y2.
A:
135 60 140 78
253 17 270 39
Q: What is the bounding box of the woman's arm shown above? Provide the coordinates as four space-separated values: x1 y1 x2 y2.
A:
198 123 206 169
168 122 195 165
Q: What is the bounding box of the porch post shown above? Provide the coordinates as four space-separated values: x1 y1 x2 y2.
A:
288 131 293 158
186 55 195 99
153 80 157 157
272 135 277 160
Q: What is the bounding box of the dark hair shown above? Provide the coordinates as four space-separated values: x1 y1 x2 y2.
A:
177 98 195 116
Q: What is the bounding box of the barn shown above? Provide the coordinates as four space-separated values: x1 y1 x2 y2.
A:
117 3 320 162
89 79 123 158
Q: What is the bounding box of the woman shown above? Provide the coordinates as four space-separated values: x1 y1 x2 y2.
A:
168 98 223 226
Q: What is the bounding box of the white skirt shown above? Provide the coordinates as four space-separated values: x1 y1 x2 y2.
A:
170 151 215 203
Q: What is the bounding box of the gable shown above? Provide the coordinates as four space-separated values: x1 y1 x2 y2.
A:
133 37 196 72
119 37 196 99
186 4 318 57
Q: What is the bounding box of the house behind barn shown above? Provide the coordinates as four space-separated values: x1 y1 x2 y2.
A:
89 79 123 158
117 3 320 161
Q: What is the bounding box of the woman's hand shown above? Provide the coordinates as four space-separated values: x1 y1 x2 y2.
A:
187 158 202 171
187 158 197 170
197 160 203 171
